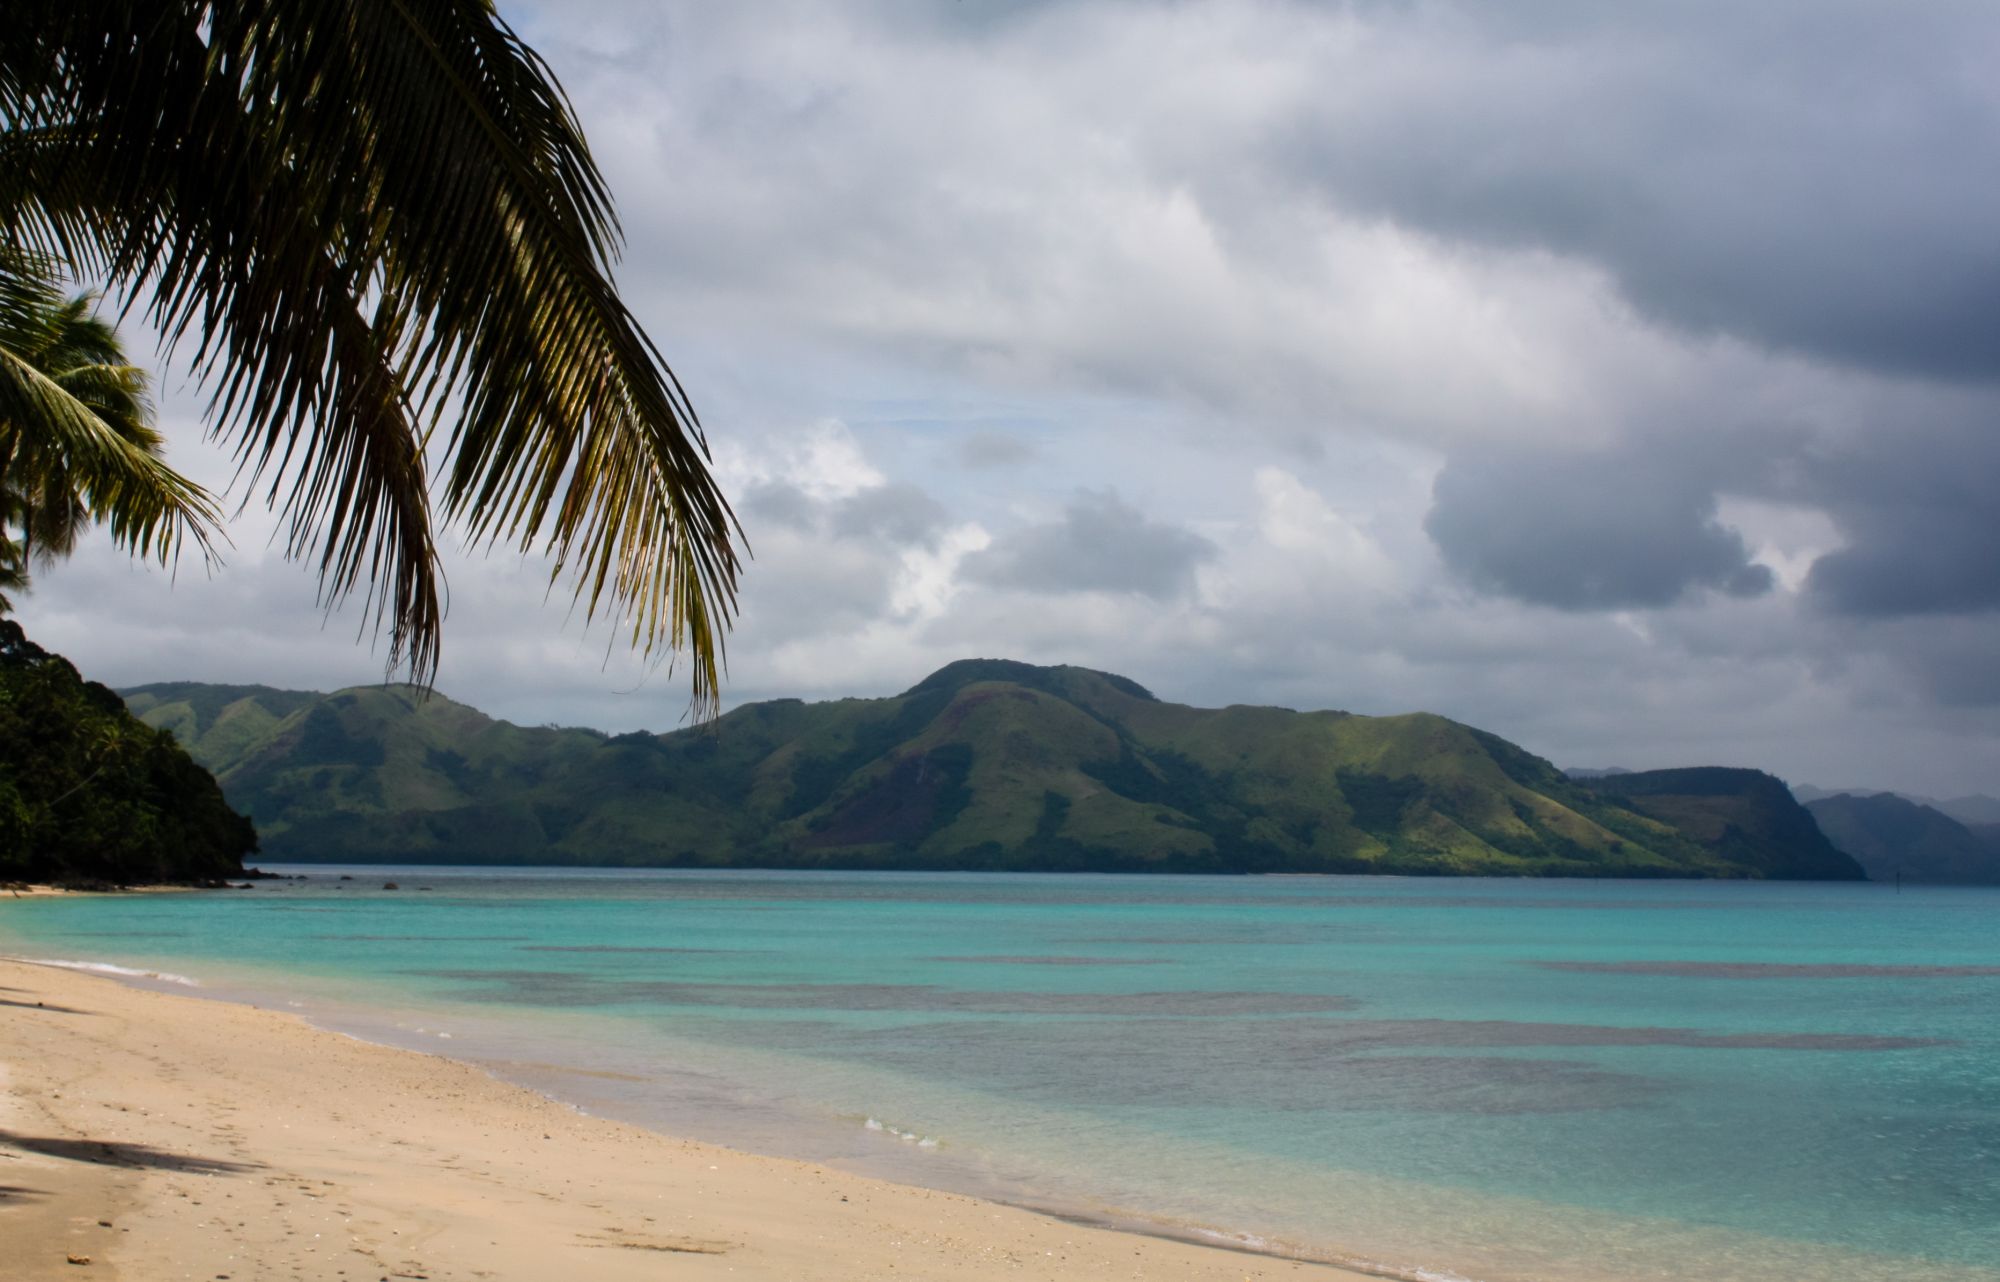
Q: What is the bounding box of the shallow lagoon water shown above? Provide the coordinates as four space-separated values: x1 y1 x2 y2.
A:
5 869 1997 1281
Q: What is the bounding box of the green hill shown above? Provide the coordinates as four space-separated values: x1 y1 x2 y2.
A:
120 681 319 770
124 660 1863 878
1803 793 2000 884
1573 767 1862 881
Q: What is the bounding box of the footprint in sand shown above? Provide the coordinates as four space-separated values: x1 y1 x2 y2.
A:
579 1229 733 1255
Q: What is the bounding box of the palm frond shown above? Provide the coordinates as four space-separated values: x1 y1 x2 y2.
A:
4 0 742 711
0 342 221 570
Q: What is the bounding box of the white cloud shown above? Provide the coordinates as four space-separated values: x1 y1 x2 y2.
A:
1244 466 1397 589
890 522 989 620
1717 498 1844 594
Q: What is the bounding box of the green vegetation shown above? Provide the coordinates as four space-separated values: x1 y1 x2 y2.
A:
1804 792 2000 884
2 622 254 884
130 658 1863 879
1573 767 1863 881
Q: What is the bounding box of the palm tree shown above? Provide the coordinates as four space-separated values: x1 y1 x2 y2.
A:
3 2 741 711
0 250 220 610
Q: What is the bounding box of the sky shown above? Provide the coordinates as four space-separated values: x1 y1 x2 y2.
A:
17 0 2000 796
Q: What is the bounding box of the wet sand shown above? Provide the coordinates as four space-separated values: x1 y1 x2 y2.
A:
0 957 1365 1281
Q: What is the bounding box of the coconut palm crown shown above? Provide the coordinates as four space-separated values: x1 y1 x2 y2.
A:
0 251 221 610
3 1 741 711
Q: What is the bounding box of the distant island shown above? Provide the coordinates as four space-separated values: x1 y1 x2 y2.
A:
1790 783 2000 826
125 659 1863 879
1800 792 2000 884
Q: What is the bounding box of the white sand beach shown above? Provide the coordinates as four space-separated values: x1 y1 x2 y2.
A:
0 956 1366 1281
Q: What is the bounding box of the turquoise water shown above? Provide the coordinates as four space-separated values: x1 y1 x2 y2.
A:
4 869 1997 1282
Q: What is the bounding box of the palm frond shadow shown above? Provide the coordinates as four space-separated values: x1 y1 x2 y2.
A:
0 996 91 1013
0 1130 260 1175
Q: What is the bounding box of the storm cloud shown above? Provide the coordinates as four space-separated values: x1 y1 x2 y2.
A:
1800 422 2000 619
1425 447 1774 610
1279 1 2000 381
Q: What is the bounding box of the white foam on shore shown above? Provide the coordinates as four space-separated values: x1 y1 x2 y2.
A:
13 957 200 987
864 1116 941 1148
1347 1260 1477 1282
1193 1227 1277 1252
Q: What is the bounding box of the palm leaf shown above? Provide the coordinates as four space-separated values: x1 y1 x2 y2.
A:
4 1 742 711
0 341 220 570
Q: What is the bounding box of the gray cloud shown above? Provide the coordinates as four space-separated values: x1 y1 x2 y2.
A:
1893 620 2000 707
741 480 947 546
1426 393 2000 633
1800 422 2000 618
1280 1 2000 380
830 482 949 544
729 479 953 644
1425 447 1773 610
957 430 1036 468
1809 522 2000 620
962 490 1215 600
739 481 820 531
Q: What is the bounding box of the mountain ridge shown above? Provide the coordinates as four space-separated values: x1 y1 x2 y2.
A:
123 661 1863 880
1790 783 2000 828
1802 792 2000 885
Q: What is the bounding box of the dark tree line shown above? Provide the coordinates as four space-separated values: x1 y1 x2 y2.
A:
0 620 254 884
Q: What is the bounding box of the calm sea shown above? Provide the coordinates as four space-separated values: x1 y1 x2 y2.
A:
4 869 1996 1282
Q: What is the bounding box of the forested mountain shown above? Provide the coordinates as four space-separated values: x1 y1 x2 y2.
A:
3 623 255 884
127 659 1862 879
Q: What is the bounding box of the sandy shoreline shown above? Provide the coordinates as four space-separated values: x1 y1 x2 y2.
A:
2 884 214 898
0 957 1369 1281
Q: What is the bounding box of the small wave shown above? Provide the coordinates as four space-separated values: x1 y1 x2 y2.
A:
1194 1227 1274 1251
15 958 199 987
862 1116 940 1148
1348 1261 1477 1282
